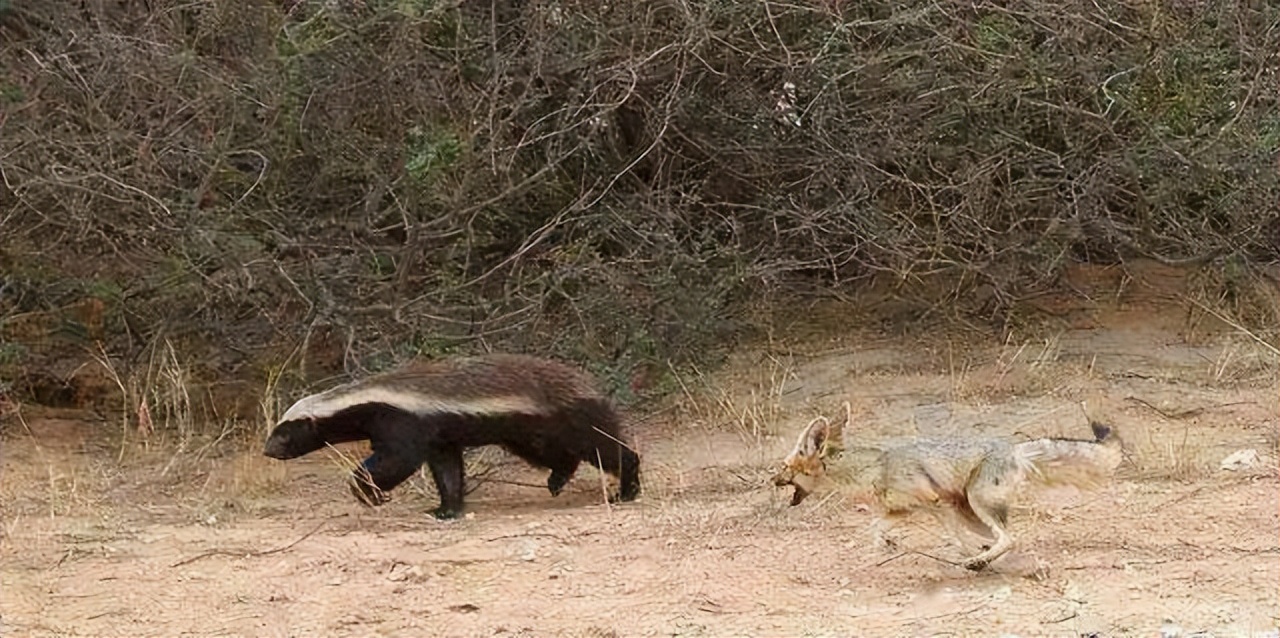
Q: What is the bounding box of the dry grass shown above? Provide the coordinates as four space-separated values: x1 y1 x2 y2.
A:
222 449 291 501
89 339 207 456
0 349 287 527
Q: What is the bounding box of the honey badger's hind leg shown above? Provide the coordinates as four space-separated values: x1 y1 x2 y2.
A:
528 449 582 498
585 441 640 503
502 439 581 497
615 446 641 502
546 459 581 497
574 400 641 502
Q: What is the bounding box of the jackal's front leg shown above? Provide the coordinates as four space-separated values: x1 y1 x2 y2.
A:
868 514 903 551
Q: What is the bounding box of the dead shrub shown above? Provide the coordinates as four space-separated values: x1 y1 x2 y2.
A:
1 0 1276 427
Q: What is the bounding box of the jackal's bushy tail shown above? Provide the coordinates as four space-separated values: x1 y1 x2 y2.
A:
1012 422 1124 489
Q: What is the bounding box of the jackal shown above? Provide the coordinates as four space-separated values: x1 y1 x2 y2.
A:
771 404 1124 571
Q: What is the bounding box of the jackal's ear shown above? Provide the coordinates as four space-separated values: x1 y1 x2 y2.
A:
796 416 831 456
822 401 851 458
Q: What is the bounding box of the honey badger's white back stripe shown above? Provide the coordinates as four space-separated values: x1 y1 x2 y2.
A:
280 386 550 422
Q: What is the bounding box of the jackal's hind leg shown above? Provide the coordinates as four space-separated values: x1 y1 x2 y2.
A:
949 499 998 551
959 496 1013 571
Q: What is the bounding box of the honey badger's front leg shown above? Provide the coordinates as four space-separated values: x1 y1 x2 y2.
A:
350 451 421 507
422 444 466 519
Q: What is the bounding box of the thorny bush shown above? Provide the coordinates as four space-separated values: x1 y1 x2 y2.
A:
1 0 1277 418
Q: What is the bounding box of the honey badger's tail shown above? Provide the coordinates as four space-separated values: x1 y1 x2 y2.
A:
1012 422 1124 490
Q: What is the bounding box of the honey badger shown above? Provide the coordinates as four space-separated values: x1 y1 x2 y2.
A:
264 353 641 519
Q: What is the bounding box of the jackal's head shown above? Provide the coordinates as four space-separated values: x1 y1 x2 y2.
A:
771 403 849 506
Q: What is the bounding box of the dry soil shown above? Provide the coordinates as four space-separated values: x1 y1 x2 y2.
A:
2 267 1277 637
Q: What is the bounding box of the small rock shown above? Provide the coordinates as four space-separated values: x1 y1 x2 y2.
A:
1219 448 1259 471
517 540 539 561
387 563 423 582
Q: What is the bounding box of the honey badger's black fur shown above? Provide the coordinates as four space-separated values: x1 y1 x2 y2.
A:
263 354 641 519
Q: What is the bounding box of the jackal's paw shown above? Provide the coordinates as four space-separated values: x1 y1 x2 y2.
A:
875 535 900 551
868 523 898 551
962 557 990 571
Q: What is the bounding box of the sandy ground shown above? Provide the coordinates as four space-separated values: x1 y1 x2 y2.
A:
2 273 1278 637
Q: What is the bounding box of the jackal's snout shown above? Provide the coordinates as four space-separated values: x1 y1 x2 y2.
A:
771 466 795 487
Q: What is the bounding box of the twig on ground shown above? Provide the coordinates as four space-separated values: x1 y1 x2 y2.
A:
1125 396 1256 420
470 477 548 491
873 549 962 568
169 515 344 568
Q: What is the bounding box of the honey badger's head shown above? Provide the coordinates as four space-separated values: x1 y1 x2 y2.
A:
263 417 324 459
263 379 368 460
771 406 847 506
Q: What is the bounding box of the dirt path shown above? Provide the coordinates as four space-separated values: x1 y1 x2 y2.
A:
3 294 1277 637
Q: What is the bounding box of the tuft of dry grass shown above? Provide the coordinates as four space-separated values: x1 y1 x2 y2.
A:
1205 336 1280 385
223 449 291 501
946 331 1085 404
0 409 113 518
1124 425 1217 482
667 353 803 462
90 339 202 455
